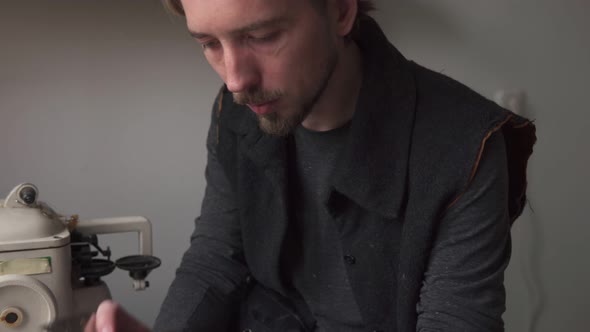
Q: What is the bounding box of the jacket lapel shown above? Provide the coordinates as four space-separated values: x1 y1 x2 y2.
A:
328 17 417 221
218 98 293 293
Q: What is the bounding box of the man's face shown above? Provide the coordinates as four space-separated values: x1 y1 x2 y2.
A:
181 0 339 136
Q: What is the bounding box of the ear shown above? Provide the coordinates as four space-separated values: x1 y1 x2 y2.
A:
330 0 358 37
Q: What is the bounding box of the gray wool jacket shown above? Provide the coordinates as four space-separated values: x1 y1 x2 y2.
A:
154 16 536 332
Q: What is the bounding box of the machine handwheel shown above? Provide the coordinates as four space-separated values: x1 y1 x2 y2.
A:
0 275 57 331
115 255 161 280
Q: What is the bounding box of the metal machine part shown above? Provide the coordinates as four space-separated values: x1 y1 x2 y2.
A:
0 183 161 331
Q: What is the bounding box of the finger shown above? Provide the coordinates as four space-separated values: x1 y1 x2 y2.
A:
95 300 151 332
83 313 97 332
95 300 116 332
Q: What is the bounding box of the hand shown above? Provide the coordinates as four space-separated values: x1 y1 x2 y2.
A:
84 300 151 332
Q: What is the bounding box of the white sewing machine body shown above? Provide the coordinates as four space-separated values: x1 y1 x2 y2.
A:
0 183 160 331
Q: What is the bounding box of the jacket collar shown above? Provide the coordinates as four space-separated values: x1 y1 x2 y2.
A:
221 17 416 220
329 17 417 219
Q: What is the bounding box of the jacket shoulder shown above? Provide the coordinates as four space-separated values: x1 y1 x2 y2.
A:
407 62 536 222
411 62 511 129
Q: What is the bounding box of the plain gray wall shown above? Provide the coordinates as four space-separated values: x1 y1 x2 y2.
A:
1 1 588 331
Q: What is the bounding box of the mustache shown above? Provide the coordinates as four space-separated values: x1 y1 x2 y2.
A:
233 89 283 105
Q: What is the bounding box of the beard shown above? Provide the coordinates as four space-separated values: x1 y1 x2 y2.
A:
233 52 338 137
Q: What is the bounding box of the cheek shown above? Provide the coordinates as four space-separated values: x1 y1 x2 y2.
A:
282 54 329 99
259 59 288 90
260 42 326 93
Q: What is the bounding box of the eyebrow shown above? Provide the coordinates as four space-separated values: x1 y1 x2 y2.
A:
189 16 287 39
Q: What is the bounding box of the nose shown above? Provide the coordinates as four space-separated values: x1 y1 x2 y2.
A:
222 46 259 93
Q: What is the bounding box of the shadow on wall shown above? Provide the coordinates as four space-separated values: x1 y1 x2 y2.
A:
372 1 534 82
372 2 465 50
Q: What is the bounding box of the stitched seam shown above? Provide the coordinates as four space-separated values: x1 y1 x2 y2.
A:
513 120 533 129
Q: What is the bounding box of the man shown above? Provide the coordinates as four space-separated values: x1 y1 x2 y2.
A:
85 0 536 331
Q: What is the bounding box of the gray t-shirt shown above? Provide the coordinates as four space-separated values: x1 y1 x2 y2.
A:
287 122 366 332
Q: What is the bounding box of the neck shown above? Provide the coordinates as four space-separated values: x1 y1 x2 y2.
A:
301 40 363 132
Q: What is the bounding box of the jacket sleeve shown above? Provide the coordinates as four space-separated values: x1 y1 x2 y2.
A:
153 95 250 332
416 131 511 332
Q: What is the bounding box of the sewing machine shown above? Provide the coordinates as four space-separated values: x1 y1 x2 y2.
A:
0 183 161 331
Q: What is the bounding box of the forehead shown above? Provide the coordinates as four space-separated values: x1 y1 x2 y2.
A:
181 0 305 35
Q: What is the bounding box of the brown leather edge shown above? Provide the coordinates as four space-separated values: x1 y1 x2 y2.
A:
444 114 514 212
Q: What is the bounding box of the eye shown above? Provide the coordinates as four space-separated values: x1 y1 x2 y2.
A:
201 40 221 51
247 31 280 44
